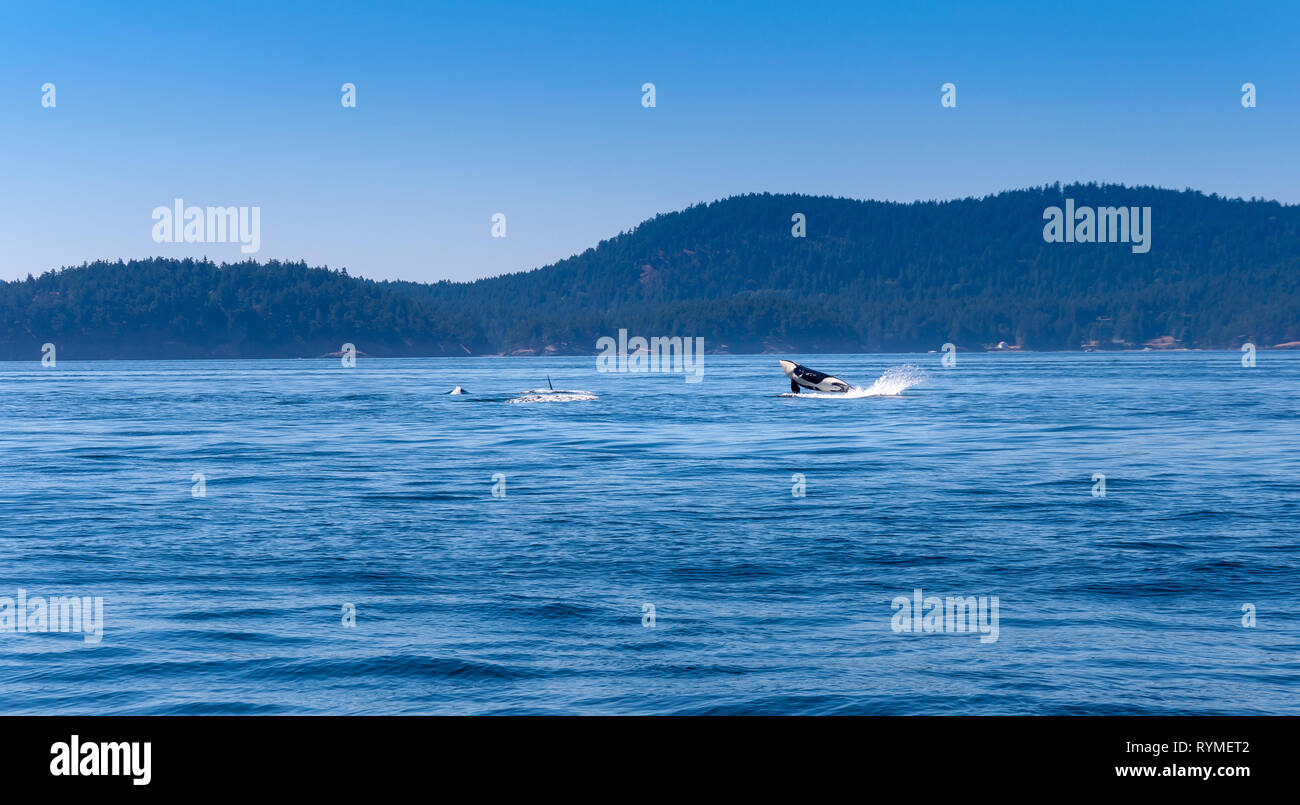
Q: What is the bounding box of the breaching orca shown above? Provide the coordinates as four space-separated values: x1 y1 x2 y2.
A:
779 359 851 393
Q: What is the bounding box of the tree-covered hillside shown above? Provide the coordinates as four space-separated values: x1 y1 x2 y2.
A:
3 184 1297 359
0 259 479 359
389 184 1300 353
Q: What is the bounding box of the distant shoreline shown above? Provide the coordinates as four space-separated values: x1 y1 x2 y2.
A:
6 346 1300 363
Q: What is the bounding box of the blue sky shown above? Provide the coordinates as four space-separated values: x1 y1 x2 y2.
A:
1 0 1296 282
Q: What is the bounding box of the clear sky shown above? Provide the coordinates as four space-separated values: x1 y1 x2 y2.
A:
1 0 1296 283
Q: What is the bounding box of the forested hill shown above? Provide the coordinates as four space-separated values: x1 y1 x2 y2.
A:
0 260 479 359
3 184 1298 359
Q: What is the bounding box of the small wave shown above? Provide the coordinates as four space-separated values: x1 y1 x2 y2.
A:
782 365 926 399
504 600 603 619
245 654 538 681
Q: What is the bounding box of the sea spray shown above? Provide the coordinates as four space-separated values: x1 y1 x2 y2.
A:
854 364 927 397
785 365 926 398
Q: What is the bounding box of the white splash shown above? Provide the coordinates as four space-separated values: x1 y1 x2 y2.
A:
782 365 925 399
507 389 598 404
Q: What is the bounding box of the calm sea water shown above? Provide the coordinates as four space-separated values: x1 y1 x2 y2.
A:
2 352 1297 715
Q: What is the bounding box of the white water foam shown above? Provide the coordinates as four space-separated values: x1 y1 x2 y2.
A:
780 365 926 399
507 390 599 404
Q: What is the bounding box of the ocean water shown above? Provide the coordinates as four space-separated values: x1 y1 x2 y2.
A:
2 352 1298 715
